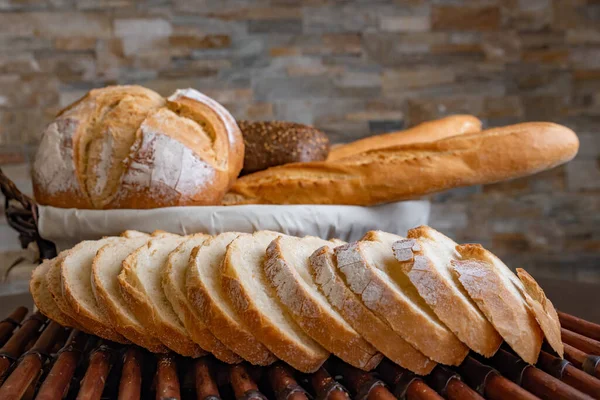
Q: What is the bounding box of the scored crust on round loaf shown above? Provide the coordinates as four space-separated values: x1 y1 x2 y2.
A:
515 268 564 357
186 232 277 366
389 227 503 357
61 237 129 343
335 240 468 365
265 235 382 371
163 234 242 363
221 231 329 373
118 235 206 357
327 115 481 161
92 237 168 353
31 256 80 329
452 244 543 364
309 246 436 375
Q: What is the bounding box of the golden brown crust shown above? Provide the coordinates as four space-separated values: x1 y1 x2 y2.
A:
309 246 436 375
516 268 564 358
224 122 579 206
327 115 481 161
452 244 543 364
335 241 469 365
265 236 382 371
393 226 503 357
186 235 277 366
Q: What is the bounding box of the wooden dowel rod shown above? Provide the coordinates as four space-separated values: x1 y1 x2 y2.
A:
118 347 143 400
76 344 114 400
0 321 63 400
427 365 481 400
562 328 600 356
377 359 441 400
0 312 45 378
537 350 600 398
309 367 349 400
564 343 587 369
36 329 88 400
335 360 396 400
558 312 600 342
230 363 266 400
156 354 180 400
444 378 484 400
0 307 28 346
194 357 220 400
267 363 308 400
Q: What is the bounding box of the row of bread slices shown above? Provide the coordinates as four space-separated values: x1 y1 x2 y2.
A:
30 226 563 375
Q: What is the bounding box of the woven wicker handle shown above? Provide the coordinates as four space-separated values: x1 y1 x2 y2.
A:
0 167 56 259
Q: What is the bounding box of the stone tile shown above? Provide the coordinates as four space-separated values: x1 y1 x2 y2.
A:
380 15 430 32
248 19 302 34
482 96 524 118
566 159 600 191
206 6 302 20
0 163 33 197
0 54 40 74
53 37 97 51
429 202 469 231
168 34 231 49
114 18 172 37
382 67 455 92
0 12 112 38
431 5 501 31
368 120 404 134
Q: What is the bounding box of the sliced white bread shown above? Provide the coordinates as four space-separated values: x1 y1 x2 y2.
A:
121 230 150 238
221 231 329 373
452 244 543 364
187 232 276 366
391 227 503 357
265 235 382 371
335 239 468 365
309 245 436 375
118 235 206 357
163 234 242 363
60 237 129 343
92 236 168 353
515 268 563 357
31 255 80 329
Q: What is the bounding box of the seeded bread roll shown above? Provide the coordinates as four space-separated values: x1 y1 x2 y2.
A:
238 120 329 175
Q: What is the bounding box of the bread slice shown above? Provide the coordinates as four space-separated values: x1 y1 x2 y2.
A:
163 234 242 363
92 236 168 353
118 235 206 357
31 255 81 329
221 231 329 373
515 268 563 357
335 238 468 365
390 227 503 357
60 237 129 343
265 235 382 370
309 246 436 375
452 244 543 364
186 232 277 366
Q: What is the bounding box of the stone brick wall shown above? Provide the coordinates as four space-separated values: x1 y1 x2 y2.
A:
0 0 598 282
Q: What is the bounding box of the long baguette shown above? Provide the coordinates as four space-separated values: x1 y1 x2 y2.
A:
327 115 481 161
223 122 578 206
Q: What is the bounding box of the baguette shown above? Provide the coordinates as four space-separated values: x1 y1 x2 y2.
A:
265 235 382 371
515 268 564 357
223 122 579 206
452 244 544 364
335 239 468 365
163 235 242 363
118 235 206 357
391 227 502 356
221 231 329 372
309 246 436 375
186 233 277 366
327 115 481 161
92 236 168 353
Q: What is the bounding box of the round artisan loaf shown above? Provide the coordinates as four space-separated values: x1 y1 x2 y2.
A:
32 85 244 209
238 120 329 175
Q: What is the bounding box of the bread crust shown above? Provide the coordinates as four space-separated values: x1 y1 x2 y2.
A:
163 235 242 363
327 115 481 161
392 227 503 357
92 239 168 353
309 246 436 375
224 122 579 205
265 236 382 371
335 242 468 365
118 239 206 357
452 244 543 364
516 268 564 357
186 234 276 366
221 232 329 373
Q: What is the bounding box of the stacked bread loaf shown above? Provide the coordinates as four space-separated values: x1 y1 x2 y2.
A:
31 226 563 374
